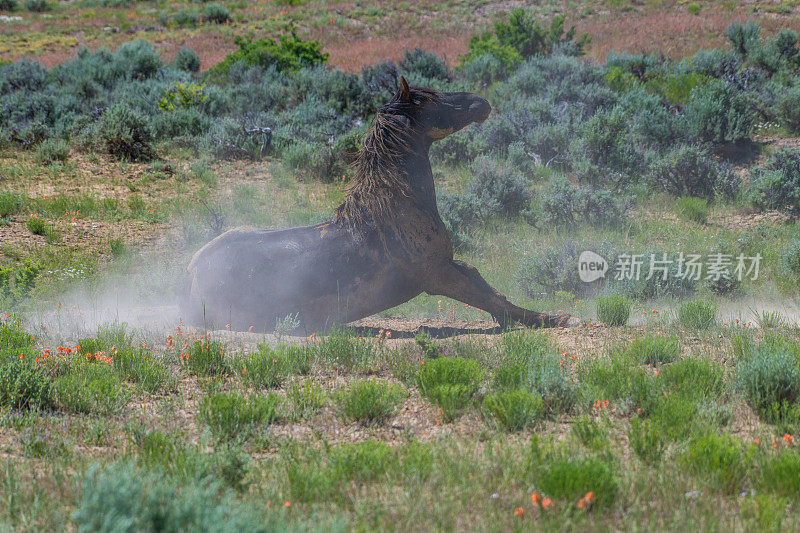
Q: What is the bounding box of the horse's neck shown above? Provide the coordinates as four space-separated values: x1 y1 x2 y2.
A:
400 146 437 212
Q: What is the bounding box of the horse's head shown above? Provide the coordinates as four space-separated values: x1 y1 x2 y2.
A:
381 77 491 143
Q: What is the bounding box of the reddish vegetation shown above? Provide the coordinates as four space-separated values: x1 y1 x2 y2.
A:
326 35 471 72
576 8 800 62
7 4 800 73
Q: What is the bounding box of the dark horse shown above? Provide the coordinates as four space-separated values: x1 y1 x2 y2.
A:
182 78 576 332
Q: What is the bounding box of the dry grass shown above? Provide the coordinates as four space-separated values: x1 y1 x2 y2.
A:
6 0 800 72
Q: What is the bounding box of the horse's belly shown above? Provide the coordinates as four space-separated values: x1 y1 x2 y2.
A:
183 224 414 331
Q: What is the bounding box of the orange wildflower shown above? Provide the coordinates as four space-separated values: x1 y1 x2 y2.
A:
513 507 524 518
542 497 554 509
283 501 291 508
531 492 542 506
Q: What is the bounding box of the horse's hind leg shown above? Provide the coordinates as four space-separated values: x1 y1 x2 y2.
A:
424 260 576 328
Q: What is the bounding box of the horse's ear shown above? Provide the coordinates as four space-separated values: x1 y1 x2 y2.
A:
398 76 411 102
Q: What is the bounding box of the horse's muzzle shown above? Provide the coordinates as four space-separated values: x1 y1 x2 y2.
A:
468 97 491 123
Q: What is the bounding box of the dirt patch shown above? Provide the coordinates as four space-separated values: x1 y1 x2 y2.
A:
712 208 792 231
0 216 167 258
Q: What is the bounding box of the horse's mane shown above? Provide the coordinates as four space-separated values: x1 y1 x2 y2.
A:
334 87 442 240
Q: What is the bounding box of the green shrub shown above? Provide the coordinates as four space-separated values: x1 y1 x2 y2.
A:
182 339 226 376
688 2 700 15
0 357 52 410
628 417 666 465
781 239 800 280
328 440 396 482
660 357 725 401
98 104 154 162
649 145 737 198
113 346 173 393
613 251 699 300
174 9 200 27
502 330 579 414
114 39 162 80
727 20 762 57
198 392 281 439
73 462 273 532
678 300 716 329
493 363 524 390
483 389 544 431
0 318 35 352
736 344 800 415
685 79 755 144
158 83 207 111
533 177 629 227
648 396 702 441
627 335 681 365
0 192 25 218
25 215 46 235
436 192 486 251
417 357 482 397
761 400 800 435
131 429 251 490
774 86 800 133
24 0 48 12
757 449 800 497
645 72 709 106
516 240 603 297
579 347 656 411
467 156 529 216
0 0 17 11
458 33 521 75
35 138 68 164
527 438 619 508
173 46 201 73
210 32 328 78
571 416 610 452
399 48 450 81
288 378 326 419
426 383 478 422
749 148 800 213
55 363 127 414
0 261 40 302
334 379 406 425
109 237 126 258
705 269 741 296
235 344 311 389
189 159 217 186
459 11 589 73
203 2 230 24
682 433 751 494
676 196 709 224
597 294 630 326
284 448 336 502
316 328 375 370
544 177 631 227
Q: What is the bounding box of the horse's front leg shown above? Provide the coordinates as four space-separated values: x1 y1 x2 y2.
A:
424 260 577 328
